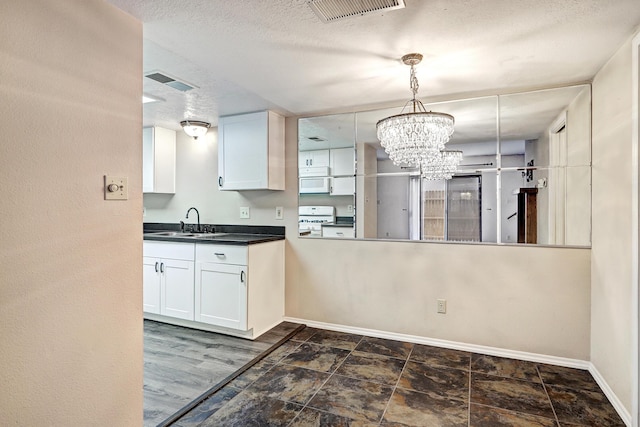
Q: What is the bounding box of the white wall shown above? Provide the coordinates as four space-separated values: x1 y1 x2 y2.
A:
145 116 592 360
591 36 634 415
0 1 142 425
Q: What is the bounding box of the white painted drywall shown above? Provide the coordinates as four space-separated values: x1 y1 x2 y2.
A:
591 36 634 415
0 0 142 425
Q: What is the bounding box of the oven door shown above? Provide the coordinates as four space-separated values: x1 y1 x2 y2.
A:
299 177 330 194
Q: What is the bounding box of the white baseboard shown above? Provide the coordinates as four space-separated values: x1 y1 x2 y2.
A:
284 316 630 426
589 363 632 426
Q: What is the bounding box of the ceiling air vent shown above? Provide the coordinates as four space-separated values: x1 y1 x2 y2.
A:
144 71 197 92
308 0 405 23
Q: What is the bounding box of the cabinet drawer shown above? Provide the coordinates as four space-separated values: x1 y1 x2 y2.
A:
322 226 355 238
143 241 195 261
196 244 247 265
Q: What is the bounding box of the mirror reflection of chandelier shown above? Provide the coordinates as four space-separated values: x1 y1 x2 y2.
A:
376 53 461 180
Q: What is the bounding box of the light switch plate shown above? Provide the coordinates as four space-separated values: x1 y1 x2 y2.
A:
104 175 128 200
240 206 250 219
275 206 284 220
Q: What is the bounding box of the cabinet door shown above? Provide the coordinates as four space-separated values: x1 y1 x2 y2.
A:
143 257 161 314
161 259 195 320
330 148 355 176
310 150 330 167
330 176 355 195
195 262 247 330
219 112 269 190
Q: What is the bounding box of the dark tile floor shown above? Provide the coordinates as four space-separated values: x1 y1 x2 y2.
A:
173 327 625 427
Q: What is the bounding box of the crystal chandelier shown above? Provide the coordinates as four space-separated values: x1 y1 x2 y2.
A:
376 53 461 179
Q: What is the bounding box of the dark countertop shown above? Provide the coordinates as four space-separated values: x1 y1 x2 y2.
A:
143 223 285 246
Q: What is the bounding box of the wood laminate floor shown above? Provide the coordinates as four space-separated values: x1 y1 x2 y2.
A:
143 320 301 427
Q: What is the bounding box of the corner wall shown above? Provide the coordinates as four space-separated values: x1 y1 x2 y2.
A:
591 36 634 415
0 1 143 425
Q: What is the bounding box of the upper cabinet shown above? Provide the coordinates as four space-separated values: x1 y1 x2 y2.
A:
329 148 355 176
299 149 330 168
143 127 176 194
218 111 285 191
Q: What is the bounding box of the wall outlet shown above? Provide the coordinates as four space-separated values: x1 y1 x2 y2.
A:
437 299 447 314
275 206 284 220
240 206 250 219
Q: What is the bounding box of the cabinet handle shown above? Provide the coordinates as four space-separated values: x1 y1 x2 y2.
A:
240 271 245 283
214 252 225 257
154 262 159 273
218 176 223 187
160 262 164 273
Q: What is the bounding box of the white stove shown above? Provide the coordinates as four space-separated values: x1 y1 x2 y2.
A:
299 206 335 236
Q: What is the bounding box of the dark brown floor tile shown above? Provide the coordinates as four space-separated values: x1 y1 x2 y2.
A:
225 358 275 389
307 329 364 350
291 327 321 342
308 374 394 422
472 354 541 383
537 364 601 393
263 340 303 364
354 336 414 360
243 364 329 405
471 373 555 419
469 403 558 426
398 361 469 401
335 351 405 385
198 392 303 427
282 342 351 372
546 384 625 426
290 407 378 426
173 387 240 427
410 344 472 370
382 387 468 426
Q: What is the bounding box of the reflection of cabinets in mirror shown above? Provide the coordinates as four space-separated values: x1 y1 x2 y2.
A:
330 177 355 195
299 149 329 168
330 148 355 176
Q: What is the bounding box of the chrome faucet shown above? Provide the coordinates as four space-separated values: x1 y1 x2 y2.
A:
185 207 200 232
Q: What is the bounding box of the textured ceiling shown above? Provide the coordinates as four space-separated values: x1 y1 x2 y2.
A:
105 0 640 131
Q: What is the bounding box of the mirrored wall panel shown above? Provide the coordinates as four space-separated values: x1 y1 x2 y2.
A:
298 84 591 246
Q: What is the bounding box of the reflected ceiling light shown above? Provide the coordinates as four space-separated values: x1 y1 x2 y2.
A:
180 120 211 140
142 93 163 104
376 53 460 180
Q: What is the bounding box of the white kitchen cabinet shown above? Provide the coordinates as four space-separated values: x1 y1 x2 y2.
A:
218 111 285 190
143 242 195 321
330 147 355 176
196 262 248 330
322 226 355 238
195 240 284 337
330 176 355 195
299 149 330 169
143 126 176 193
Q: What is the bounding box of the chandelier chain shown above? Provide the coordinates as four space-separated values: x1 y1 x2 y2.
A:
409 64 419 112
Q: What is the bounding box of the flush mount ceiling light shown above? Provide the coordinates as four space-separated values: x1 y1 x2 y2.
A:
376 53 460 180
180 120 210 140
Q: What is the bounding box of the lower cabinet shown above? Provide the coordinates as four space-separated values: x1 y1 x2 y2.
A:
195 262 247 330
143 242 195 321
195 244 248 330
143 239 284 339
